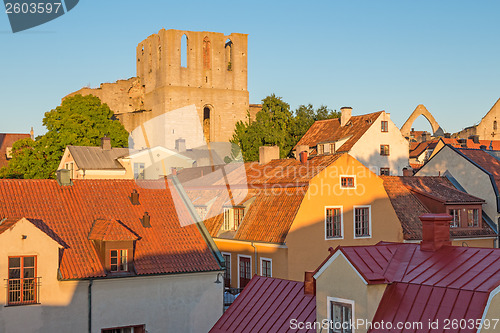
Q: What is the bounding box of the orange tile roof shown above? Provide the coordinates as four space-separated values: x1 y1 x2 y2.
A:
0 133 30 168
293 111 383 152
0 179 220 279
88 219 140 241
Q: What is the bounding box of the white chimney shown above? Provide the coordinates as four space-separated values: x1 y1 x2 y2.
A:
341 107 352 126
259 146 280 165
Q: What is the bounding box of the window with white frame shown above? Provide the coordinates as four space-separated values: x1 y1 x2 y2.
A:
467 209 479 227
328 297 354 333
354 206 370 238
260 258 272 277
325 207 342 239
222 207 245 231
449 209 460 228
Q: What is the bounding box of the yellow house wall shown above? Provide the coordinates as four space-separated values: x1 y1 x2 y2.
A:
286 154 404 282
214 239 288 288
483 289 500 330
315 254 386 333
451 238 495 248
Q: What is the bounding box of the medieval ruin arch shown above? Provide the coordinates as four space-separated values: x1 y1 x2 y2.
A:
400 104 443 137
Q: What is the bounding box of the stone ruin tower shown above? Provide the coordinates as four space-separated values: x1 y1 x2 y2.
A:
68 29 253 142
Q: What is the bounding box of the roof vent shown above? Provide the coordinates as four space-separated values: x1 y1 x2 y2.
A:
141 212 151 228
56 169 73 186
130 189 140 205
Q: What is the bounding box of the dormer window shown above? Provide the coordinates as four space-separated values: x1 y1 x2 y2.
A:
110 250 128 272
317 144 324 155
467 209 479 227
222 207 244 231
449 209 460 228
447 207 481 228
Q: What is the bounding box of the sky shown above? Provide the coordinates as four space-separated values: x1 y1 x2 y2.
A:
1 1 499 136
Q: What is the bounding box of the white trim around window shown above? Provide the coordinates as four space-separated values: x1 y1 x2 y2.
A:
237 254 252 288
260 257 272 277
327 296 355 333
325 206 344 240
339 175 356 189
353 205 372 239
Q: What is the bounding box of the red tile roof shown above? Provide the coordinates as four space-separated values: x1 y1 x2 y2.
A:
381 176 495 240
197 186 308 243
0 133 30 168
293 111 383 152
209 276 316 333
0 179 220 279
315 242 500 333
88 219 140 241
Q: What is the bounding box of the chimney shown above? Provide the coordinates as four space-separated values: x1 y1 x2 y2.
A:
101 136 111 150
457 138 467 147
295 145 309 160
175 138 186 152
420 214 451 251
259 146 279 165
304 271 316 296
480 145 487 150
299 151 308 164
469 135 480 144
340 107 352 126
30 127 34 140
130 189 140 205
56 169 73 186
421 132 427 142
402 166 413 177
141 212 151 228
444 133 451 138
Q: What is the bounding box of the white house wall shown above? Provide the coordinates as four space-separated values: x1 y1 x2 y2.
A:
350 112 409 176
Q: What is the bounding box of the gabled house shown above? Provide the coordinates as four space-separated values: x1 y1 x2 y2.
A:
381 176 497 247
293 107 409 175
184 150 405 287
313 214 500 333
0 177 223 333
213 214 500 333
417 145 500 241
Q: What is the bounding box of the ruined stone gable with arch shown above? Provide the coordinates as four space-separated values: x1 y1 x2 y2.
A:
453 98 500 140
67 29 257 142
400 104 444 138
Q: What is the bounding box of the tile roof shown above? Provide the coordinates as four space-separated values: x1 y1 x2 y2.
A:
209 276 316 333
293 111 383 152
88 219 140 241
381 176 495 240
0 133 30 168
190 186 308 244
67 145 129 170
316 241 500 333
0 178 220 279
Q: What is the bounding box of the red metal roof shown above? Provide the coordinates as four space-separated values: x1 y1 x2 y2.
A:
315 242 500 332
0 178 220 279
210 276 316 333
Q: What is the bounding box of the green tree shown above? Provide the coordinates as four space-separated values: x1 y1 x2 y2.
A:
230 94 293 161
0 94 129 179
230 95 340 162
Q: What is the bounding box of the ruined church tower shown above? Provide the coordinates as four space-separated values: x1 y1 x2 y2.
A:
67 29 251 142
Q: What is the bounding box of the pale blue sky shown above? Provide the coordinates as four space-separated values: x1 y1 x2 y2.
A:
1 1 499 136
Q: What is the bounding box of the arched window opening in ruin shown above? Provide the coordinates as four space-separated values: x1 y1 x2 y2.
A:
203 106 211 142
203 36 211 70
494 120 497 131
225 39 233 71
181 34 188 68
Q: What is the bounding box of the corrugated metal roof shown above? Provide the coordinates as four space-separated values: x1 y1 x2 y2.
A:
210 276 316 333
0 179 220 279
316 242 500 333
68 145 129 170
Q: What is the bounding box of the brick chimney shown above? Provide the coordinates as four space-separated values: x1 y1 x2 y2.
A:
259 146 279 165
420 213 451 251
402 166 413 177
340 107 352 127
299 151 308 164
101 136 111 150
304 271 316 296
295 145 309 161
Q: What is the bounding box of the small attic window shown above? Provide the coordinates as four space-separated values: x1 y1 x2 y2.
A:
222 207 244 231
